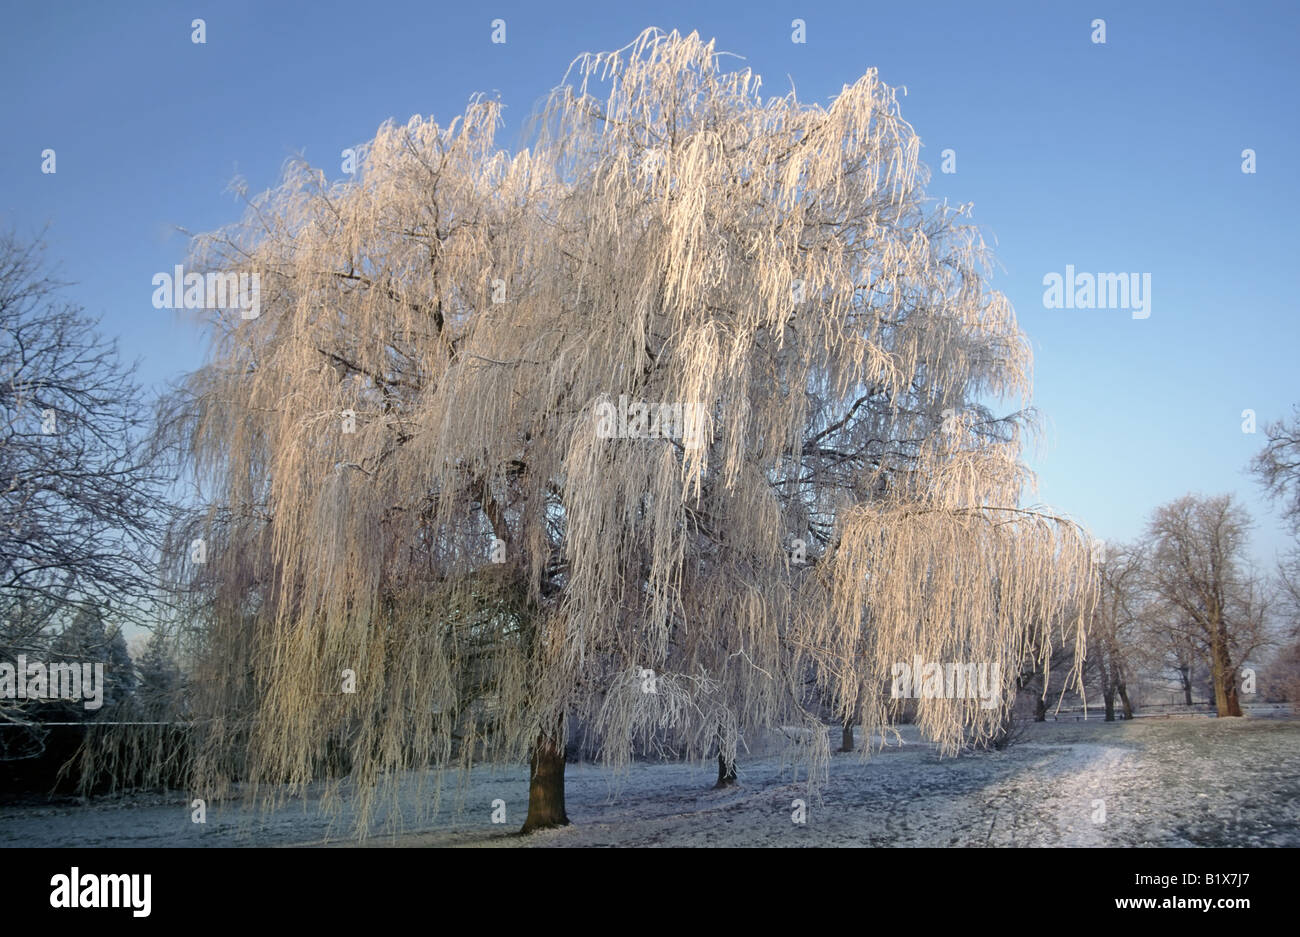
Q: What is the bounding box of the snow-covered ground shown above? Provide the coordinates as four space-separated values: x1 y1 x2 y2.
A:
2 717 1297 847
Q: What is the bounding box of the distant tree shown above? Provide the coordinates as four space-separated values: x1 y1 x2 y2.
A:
1132 598 1209 706
1251 405 1300 637
1255 639 1300 702
1087 543 1145 720
1142 495 1268 717
133 630 183 716
1015 603 1086 722
48 605 136 716
1251 405 1300 534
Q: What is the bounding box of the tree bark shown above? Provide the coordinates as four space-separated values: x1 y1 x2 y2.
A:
1033 695 1047 722
1179 666 1193 706
839 722 855 752
1210 624 1244 717
1103 691 1115 722
1224 681 1242 716
520 721 569 833
1118 682 1133 719
715 751 738 787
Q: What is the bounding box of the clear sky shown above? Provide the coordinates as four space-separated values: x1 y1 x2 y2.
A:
2 0 1296 568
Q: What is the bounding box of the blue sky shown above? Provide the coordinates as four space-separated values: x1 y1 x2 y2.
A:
2 0 1296 567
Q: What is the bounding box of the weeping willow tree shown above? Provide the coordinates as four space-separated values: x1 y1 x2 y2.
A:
152 29 1095 837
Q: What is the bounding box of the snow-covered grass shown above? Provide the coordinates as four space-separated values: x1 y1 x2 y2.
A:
2 717 1297 847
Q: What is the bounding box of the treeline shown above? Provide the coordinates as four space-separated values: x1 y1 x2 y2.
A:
1081 492 1292 720
0 610 189 795
1053 434 1300 722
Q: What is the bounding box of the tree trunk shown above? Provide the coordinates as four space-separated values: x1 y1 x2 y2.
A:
1210 627 1243 718
1103 691 1115 722
1033 695 1047 722
715 751 737 787
714 719 738 787
839 722 855 752
1179 666 1193 706
1224 680 1242 716
520 721 569 833
990 706 1015 750
1118 682 1133 719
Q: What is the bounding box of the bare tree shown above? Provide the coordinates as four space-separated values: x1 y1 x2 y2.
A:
148 30 1095 836
1246 405 1300 704
1087 543 1145 720
1142 495 1268 717
1251 405 1300 533
133 629 184 717
1 231 170 729
1132 596 1207 706
1251 405 1300 634
1258 638 1300 703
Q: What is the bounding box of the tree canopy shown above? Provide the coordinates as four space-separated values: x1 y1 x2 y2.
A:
159 29 1096 833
